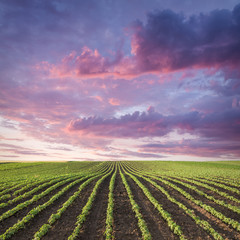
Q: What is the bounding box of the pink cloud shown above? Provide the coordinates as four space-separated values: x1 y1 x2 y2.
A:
67 107 240 142
34 3 240 82
108 98 120 106
35 3 240 80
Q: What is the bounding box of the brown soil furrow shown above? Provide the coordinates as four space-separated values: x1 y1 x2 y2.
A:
0 178 76 235
137 175 213 240
152 178 240 240
113 171 141 240
77 175 111 240
10 179 86 240
126 174 178 240
41 178 99 240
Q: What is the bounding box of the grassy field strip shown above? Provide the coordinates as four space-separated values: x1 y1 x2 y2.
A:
176 177 240 204
164 177 240 214
121 164 187 240
154 177 240 232
104 167 117 240
134 174 224 240
119 167 151 240
122 162 240 232
33 173 105 240
192 178 240 195
0 175 81 222
68 166 114 240
0 176 91 240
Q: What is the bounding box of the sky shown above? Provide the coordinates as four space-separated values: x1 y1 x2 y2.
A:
0 0 240 162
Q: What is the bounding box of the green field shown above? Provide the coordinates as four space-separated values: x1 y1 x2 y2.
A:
0 161 239 239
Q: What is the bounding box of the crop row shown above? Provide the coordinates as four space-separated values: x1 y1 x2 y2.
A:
0 175 80 222
164 176 240 215
122 162 240 237
122 165 187 240
0 175 73 209
68 165 114 240
119 166 151 240
0 177 84 240
200 177 240 189
0 163 114 240
104 167 117 240
0 161 239 240
33 163 113 240
123 164 225 240
174 176 240 204
192 177 240 195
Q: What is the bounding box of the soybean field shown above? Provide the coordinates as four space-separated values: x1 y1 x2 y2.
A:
0 161 240 240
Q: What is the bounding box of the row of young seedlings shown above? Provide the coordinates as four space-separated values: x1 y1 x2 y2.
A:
34 164 116 240
0 181 30 197
0 175 89 240
155 176 240 232
12 174 79 196
124 165 225 240
119 166 151 240
163 176 240 217
123 163 240 239
68 165 114 240
0 172 83 203
0 162 110 215
198 175 240 186
0 175 73 209
121 163 187 240
192 177 240 195
104 167 117 240
0 162 111 238
0 161 107 199
33 173 105 239
174 176 240 204
0 175 80 222
33 162 112 240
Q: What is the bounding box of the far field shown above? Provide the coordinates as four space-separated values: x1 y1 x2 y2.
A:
0 161 239 240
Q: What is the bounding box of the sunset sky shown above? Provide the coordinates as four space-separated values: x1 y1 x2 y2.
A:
1 0 240 161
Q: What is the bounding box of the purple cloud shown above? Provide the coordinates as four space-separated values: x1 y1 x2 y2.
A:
68 107 240 141
34 3 240 79
130 4 240 74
